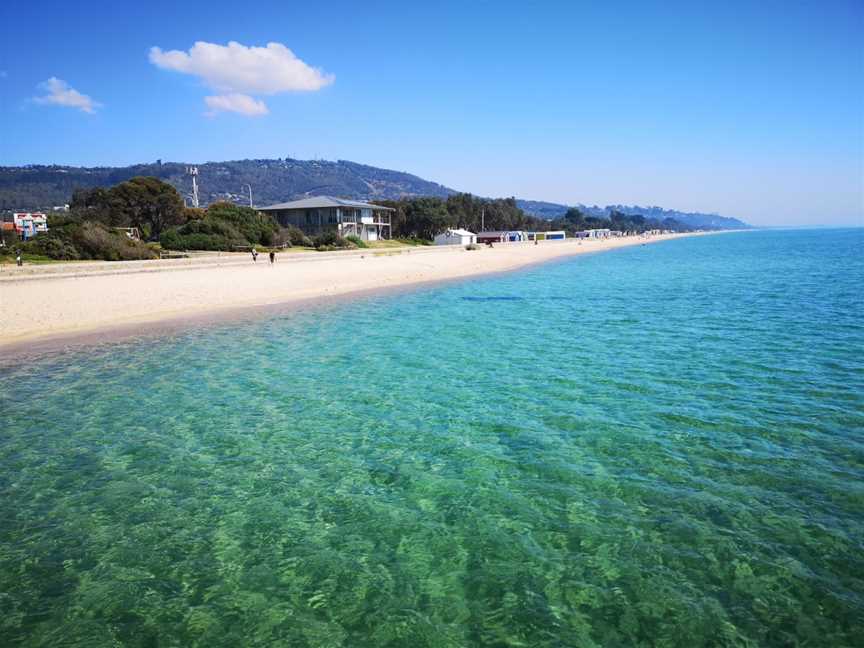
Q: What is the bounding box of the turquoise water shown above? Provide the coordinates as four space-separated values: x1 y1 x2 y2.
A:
1 229 863 647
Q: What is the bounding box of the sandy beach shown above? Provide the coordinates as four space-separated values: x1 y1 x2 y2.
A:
0 233 699 349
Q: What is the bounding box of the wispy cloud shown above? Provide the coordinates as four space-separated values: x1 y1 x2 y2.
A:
204 93 268 117
149 41 333 116
34 77 100 113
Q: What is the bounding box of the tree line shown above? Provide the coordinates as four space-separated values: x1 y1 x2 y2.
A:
374 195 693 239
3 176 695 262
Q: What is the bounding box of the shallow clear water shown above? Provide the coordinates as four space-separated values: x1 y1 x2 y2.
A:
1 229 863 647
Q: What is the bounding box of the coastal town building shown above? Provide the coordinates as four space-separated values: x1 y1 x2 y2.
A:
574 228 611 239
13 213 48 239
434 228 477 246
258 196 393 241
476 231 529 244
527 230 566 241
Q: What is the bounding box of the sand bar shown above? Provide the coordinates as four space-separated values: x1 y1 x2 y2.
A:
0 233 701 349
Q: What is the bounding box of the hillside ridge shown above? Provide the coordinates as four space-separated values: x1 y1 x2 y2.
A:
0 158 748 229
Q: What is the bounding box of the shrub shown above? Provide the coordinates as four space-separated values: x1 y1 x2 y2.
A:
312 230 353 250
271 228 290 248
160 217 246 251
206 202 278 246
281 225 312 247
22 221 155 261
161 202 282 251
71 222 155 260
345 235 368 248
465 243 479 250
38 236 80 260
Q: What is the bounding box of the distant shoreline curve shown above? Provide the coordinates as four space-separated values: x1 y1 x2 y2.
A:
0 232 726 357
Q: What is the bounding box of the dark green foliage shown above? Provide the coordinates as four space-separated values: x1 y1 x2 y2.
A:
551 208 693 235
312 230 353 250
0 160 749 230
71 176 186 240
4 177 180 260
160 202 279 251
0 159 454 213
376 194 550 240
205 202 278 246
71 221 156 260
20 217 155 261
570 203 748 229
344 235 368 248
281 225 312 247
1 227 18 248
159 219 245 252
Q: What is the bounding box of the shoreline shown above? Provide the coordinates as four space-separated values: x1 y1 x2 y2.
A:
0 233 713 354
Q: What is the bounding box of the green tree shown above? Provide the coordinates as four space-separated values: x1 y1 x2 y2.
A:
107 176 186 240
204 201 278 246
403 197 451 239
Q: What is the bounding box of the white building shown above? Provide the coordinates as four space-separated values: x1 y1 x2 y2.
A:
434 228 477 246
258 196 393 242
575 228 611 239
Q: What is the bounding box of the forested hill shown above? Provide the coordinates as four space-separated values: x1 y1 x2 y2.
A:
0 158 748 229
0 159 455 210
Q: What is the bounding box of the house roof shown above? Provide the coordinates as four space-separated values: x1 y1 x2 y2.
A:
258 196 395 212
477 231 522 237
439 228 475 237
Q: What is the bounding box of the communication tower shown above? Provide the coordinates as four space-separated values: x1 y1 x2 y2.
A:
186 167 199 208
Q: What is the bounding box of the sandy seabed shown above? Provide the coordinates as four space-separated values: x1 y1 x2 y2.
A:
0 234 702 350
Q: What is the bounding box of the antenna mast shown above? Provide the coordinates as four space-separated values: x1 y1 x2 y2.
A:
187 167 199 208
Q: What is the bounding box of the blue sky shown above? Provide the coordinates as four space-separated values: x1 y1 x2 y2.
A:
1 0 861 226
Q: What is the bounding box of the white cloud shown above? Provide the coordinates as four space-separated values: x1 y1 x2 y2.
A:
34 77 100 113
204 93 269 117
149 40 333 116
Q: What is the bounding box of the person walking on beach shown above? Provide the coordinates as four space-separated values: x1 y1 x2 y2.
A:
269 250 275 264
251 248 258 262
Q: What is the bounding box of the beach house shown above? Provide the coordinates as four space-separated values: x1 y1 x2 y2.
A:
434 228 477 246
13 213 48 240
258 196 394 241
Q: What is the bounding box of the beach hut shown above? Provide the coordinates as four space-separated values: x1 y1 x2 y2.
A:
576 229 611 239
477 231 529 244
434 228 477 246
476 231 507 244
